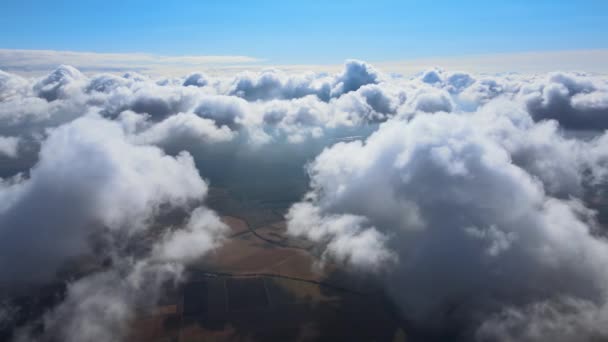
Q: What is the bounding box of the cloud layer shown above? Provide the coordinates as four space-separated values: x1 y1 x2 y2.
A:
2 60 608 341
286 103 608 340
0 114 227 341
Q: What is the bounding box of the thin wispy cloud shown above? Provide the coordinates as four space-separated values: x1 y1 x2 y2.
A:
0 49 262 76
377 49 608 75
3 48 608 78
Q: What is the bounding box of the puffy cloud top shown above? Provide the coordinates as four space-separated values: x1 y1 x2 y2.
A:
182 72 209 87
522 72 608 130
33 65 84 101
2 61 608 341
0 114 208 286
287 102 608 339
331 59 381 96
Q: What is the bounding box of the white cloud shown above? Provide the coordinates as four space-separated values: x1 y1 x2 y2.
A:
2 59 608 341
286 103 608 338
133 111 235 147
1 113 229 342
23 203 227 342
521 72 608 130
0 49 261 76
152 206 227 263
0 136 19 158
0 114 209 286
476 297 608 342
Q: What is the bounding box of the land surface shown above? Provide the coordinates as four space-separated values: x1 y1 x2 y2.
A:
128 187 409 341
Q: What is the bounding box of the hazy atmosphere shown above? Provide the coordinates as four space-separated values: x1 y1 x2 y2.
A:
1 1 608 341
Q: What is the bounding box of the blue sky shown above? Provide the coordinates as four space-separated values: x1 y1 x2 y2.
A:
1 0 607 64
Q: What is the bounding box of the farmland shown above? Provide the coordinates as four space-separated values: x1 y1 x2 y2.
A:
127 187 409 341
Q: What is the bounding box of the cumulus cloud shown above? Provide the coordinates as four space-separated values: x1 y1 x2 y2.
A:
6 60 605 148
18 204 227 342
521 72 608 130
224 59 381 103
2 59 608 341
0 136 19 158
412 88 453 113
476 297 608 342
287 202 395 269
7 60 385 145
33 65 85 102
0 71 28 102
420 69 444 84
182 72 209 87
331 59 381 97
286 102 608 339
128 83 199 120
228 69 331 101
0 113 229 342
133 111 235 148
0 114 208 286
152 206 227 263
